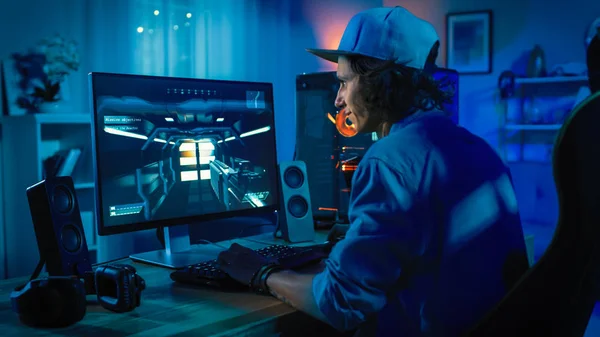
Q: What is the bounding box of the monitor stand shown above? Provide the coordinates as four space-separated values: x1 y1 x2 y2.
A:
129 225 224 269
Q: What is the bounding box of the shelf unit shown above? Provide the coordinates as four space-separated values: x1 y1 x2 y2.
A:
503 124 562 131
499 75 589 163
514 75 588 85
1 113 97 279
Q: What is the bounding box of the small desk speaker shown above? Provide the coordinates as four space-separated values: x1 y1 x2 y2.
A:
278 161 316 242
26 176 93 277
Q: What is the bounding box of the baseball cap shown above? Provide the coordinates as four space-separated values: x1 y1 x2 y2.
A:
306 6 439 70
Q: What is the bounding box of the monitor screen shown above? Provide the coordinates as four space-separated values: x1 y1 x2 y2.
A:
89 73 279 235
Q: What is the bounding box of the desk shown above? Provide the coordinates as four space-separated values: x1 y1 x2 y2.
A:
0 232 337 337
0 231 537 336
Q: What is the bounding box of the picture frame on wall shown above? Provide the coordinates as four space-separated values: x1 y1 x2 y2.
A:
446 10 493 74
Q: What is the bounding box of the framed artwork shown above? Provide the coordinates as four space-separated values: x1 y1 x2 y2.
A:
446 10 493 74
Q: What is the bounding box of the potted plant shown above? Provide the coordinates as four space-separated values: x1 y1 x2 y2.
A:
11 35 80 113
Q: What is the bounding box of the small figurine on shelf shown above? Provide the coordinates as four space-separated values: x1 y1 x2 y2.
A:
10 34 80 114
526 45 547 78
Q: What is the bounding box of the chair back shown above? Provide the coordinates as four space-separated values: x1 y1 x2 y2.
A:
467 91 600 336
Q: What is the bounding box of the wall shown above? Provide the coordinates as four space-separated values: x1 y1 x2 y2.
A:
0 0 88 278
289 0 384 147
0 0 382 159
0 0 384 274
4 0 588 273
0 0 88 114
386 0 600 227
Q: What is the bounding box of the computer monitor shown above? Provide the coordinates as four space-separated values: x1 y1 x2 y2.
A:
89 72 280 268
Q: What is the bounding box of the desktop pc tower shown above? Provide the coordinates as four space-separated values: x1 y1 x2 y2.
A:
294 68 459 222
294 72 375 222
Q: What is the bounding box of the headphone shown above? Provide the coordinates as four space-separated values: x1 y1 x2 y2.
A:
10 263 146 328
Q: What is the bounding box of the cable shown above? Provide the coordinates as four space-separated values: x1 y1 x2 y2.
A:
270 211 282 239
30 259 45 280
92 255 131 267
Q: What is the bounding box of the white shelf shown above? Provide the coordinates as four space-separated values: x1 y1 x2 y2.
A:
74 182 95 189
515 76 588 85
0 113 91 125
34 113 91 124
1 114 96 277
504 124 562 131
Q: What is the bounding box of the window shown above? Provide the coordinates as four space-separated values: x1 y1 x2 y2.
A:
134 0 197 77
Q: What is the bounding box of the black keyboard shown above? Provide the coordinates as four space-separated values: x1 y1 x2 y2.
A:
170 244 329 289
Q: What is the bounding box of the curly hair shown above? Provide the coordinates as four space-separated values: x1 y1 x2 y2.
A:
347 51 455 131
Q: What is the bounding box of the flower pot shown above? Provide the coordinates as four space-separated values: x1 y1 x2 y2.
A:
38 102 66 114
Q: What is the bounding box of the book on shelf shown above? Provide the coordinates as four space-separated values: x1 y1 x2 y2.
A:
43 147 83 178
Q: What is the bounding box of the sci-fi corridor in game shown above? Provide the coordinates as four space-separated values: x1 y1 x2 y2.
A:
92 85 278 228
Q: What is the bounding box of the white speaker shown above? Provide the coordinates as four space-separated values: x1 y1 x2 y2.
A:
278 161 316 242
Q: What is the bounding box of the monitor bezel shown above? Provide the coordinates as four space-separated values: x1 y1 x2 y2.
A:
88 72 280 236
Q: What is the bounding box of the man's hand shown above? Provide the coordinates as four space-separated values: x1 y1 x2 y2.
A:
217 243 282 294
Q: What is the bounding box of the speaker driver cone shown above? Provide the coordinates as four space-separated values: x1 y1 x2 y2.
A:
287 196 308 218
284 167 304 189
61 224 82 253
52 186 74 214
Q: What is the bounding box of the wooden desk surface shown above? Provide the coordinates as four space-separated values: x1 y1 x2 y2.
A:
0 232 333 337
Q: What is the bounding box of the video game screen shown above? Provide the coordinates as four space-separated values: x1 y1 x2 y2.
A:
90 73 279 228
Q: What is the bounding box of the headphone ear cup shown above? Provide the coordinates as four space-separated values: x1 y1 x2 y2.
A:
26 288 65 327
12 278 86 328
69 280 87 324
122 272 132 309
14 287 46 327
45 279 86 328
95 264 143 313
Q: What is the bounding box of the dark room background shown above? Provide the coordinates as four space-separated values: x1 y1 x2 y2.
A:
0 0 597 294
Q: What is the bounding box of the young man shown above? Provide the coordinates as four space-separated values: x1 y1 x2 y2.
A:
217 6 529 336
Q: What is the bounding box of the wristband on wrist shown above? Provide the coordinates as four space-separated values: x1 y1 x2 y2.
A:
251 264 282 295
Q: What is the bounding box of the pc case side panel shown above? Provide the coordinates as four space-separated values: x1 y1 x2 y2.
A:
295 73 339 219
337 132 376 216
